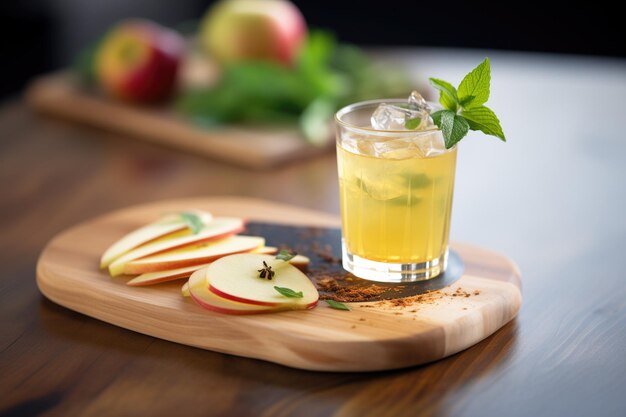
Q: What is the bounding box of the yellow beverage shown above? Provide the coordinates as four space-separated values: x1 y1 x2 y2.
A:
337 139 457 266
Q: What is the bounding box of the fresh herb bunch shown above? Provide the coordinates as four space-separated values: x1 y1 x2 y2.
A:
175 30 410 145
429 58 506 148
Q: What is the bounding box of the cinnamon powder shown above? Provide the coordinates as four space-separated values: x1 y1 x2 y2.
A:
278 240 481 309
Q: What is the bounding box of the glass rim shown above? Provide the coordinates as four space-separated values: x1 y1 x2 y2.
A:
335 98 443 136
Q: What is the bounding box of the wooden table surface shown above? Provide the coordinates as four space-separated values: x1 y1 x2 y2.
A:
1 48 625 417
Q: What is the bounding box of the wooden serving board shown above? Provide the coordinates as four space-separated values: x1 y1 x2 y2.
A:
36 197 522 372
25 73 332 169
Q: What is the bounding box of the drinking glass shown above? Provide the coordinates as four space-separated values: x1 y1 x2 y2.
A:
335 99 457 282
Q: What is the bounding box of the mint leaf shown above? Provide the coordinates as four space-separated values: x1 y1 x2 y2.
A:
404 117 421 130
179 212 204 234
276 249 297 262
429 78 458 111
461 105 506 141
274 286 303 298
459 95 475 108
431 109 443 126
433 110 469 148
324 299 351 310
458 58 490 109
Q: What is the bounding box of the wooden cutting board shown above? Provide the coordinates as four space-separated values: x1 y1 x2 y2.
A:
36 197 522 372
25 73 332 169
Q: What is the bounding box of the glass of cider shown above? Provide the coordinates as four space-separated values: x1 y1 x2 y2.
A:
335 95 457 282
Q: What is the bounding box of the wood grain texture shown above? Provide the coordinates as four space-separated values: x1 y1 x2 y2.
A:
36 197 521 371
25 73 332 169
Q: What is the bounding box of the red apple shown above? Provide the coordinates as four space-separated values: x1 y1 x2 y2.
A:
200 0 306 66
95 19 184 102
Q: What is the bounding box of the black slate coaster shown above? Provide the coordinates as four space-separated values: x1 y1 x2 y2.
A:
244 222 464 302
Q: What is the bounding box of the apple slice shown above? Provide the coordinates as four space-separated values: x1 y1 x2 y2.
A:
254 246 277 255
207 254 318 307
128 245 308 286
108 217 244 276
251 246 309 270
128 263 210 286
122 235 264 275
181 281 190 297
128 245 272 286
286 254 309 270
188 269 283 315
100 210 213 268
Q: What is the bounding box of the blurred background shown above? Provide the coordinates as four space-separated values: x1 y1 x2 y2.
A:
1 0 623 99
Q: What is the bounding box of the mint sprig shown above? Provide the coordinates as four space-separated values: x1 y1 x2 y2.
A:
429 58 505 148
274 286 303 298
179 212 204 234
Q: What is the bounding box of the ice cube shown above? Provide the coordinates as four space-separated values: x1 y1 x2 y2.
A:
414 131 447 157
371 104 408 130
359 171 408 200
370 91 433 131
408 90 431 113
369 137 416 159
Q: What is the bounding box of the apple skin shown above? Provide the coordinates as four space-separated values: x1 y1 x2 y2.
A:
95 19 185 102
200 0 306 66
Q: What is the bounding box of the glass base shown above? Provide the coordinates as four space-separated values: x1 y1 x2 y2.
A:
342 240 448 283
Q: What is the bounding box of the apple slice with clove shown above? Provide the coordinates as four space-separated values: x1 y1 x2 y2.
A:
207 254 318 307
108 217 244 276
100 210 213 268
188 268 283 314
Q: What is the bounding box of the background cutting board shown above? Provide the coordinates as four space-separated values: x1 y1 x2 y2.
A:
25 73 332 169
36 197 522 372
